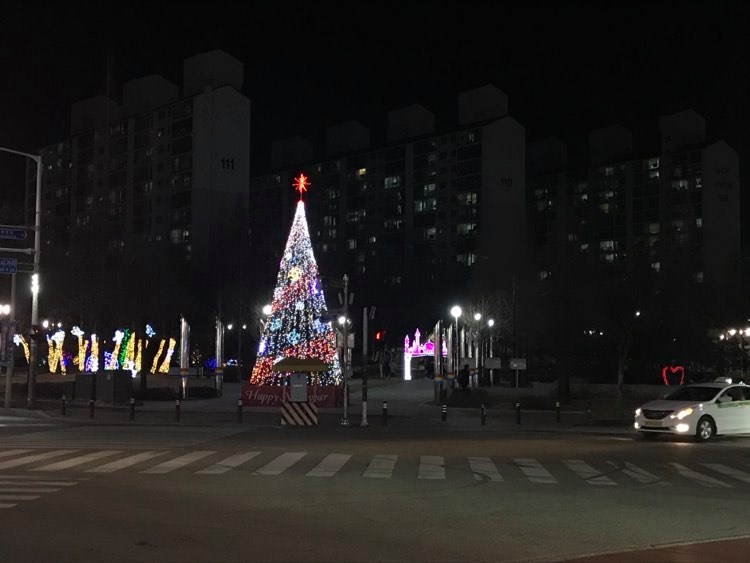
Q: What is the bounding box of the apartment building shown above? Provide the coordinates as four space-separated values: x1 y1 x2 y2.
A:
249 85 525 320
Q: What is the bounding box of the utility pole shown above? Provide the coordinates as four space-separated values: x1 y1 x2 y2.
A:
341 274 350 426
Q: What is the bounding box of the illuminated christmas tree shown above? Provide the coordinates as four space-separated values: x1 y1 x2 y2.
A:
250 174 342 386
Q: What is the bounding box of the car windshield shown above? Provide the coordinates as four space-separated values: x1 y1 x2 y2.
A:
663 387 719 402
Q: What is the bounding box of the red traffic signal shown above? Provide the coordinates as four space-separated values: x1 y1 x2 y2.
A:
375 331 382 341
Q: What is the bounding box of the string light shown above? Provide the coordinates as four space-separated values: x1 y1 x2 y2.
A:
150 339 165 374
13 334 29 363
250 198 342 386
158 338 176 373
86 334 99 372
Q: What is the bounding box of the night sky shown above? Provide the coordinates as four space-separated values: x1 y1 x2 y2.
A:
1 1 749 241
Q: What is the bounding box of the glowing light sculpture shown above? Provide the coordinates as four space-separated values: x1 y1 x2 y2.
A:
14 334 29 364
86 334 99 372
150 339 166 374
158 338 176 373
403 329 447 381
249 176 341 386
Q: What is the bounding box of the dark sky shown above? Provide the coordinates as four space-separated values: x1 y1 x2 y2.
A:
2 1 749 221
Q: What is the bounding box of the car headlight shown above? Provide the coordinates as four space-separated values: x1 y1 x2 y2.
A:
634 408 642 416
670 407 693 420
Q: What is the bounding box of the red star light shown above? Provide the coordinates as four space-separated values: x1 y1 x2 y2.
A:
293 174 310 199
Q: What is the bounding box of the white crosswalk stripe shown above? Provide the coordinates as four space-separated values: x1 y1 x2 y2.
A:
31 450 122 472
140 451 215 474
0 427 244 449
0 474 80 510
669 463 732 488
514 458 557 484
418 456 445 480
86 451 169 473
469 457 503 481
306 454 351 477
196 452 261 475
564 460 616 486
0 450 32 459
607 461 670 485
254 452 306 476
703 463 750 484
0 450 77 470
363 455 397 478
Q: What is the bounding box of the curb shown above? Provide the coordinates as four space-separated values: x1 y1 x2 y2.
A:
0 407 53 419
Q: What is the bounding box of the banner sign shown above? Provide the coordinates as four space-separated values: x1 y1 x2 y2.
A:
241 384 342 407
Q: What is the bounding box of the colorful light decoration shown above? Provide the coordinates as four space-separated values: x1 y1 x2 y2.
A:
108 330 125 370
662 365 685 386
150 339 165 374
135 339 144 374
158 338 176 373
403 329 448 381
13 334 29 364
249 192 341 386
86 334 99 372
146 324 155 338
46 330 66 374
293 173 310 200
71 326 88 369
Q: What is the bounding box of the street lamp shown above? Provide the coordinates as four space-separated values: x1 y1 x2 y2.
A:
262 304 272 316
0 145 41 409
450 305 462 373
473 312 481 322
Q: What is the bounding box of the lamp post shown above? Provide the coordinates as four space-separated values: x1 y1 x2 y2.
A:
450 305 462 374
1 297 14 409
0 146 42 410
487 318 495 386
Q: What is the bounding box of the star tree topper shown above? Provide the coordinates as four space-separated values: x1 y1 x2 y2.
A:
293 173 310 200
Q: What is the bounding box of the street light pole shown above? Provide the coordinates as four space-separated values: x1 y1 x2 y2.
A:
0 146 42 410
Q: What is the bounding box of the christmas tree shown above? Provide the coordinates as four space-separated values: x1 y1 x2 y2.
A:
250 174 342 386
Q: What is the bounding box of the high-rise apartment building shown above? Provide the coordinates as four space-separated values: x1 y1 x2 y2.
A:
249 85 525 323
528 109 740 292
26 50 250 321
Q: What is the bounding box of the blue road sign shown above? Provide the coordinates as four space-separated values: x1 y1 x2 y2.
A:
0 257 18 274
0 227 27 240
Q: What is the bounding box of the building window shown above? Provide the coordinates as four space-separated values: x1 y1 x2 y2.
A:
648 223 660 234
414 198 437 213
580 243 589 252
695 271 704 283
424 183 436 195
456 253 477 266
384 176 401 189
538 270 551 281
423 227 436 240
357 168 367 178
651 262 661 273
368 236 377 244
456 223 477 236
696 217 703 228
600 240 615 251
347 238 357 250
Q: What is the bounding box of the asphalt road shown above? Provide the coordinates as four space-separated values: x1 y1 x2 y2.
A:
1 418 750 562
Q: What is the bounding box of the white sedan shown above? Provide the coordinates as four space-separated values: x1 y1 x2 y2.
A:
634 382 750 442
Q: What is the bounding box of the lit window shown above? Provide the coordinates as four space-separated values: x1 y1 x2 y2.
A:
651 262 661 272
600 240 615 251
605 253 615 262
357 168 367 178
384 176 401 189
648 223 660 234
695 271 704 283
580 243 589 252
646 158 659 170
538 270 551 280
368 236 377 243
604 167 614 176
424 227 436 240
424 183 436 195
347 239 357 250
456 223 477 236
599 203 610 213
696 217 702 228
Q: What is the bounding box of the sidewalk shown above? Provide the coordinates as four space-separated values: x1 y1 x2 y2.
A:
2 376 635 434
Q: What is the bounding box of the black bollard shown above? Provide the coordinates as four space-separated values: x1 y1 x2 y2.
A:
237 399 243 424
129 397 135 422
61 395 67 416
382 401 388 426
515 402 521 425
89 399 95 419
441 404 447 422
555 401 561 423
175 399 181 423
481 403 486 426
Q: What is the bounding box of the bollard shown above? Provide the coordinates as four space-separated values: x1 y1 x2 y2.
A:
61 395 67 416
89 399 95 419
382 401 388 426
237 399 243 424
555 401 561 423
515 402 521 425
441 404 447 422
175 399 181 423
129 397 135 422
586 400 592 421
481 403 486 426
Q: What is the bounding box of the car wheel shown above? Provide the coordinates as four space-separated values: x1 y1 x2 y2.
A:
695 416 716 442
639 432 658 440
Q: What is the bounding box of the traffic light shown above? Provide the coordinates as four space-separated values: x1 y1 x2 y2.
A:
375 331 382 341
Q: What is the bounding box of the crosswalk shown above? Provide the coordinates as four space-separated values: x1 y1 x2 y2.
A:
1 448 750 489
0 426 246 449
0 474 83 510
